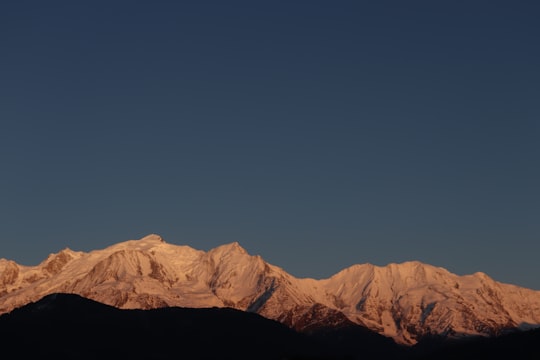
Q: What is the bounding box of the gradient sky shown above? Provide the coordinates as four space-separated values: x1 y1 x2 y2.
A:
1 1 539 289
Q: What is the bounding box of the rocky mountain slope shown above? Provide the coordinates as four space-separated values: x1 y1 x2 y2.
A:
1 234 539 344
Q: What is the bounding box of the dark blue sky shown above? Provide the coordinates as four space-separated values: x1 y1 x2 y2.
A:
1 1 539 288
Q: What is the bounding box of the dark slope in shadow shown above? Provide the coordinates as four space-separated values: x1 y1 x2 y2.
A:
408 328 540 360
0 293 403 359
0 293 318 359
6 293 538 360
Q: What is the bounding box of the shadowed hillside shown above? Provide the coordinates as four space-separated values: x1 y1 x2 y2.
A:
409 327 540 360
0 293 402 359
1 293 538 359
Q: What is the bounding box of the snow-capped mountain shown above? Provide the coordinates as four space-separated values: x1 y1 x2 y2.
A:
1 234 539 344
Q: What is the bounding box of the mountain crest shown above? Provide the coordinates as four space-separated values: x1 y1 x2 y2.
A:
139 234 165 243
208 242 249 258
41 248 80 275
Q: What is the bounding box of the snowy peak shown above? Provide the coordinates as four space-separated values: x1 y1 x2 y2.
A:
40 248 82 276
103 234 167 253
138 234 165 243
0 260 20 287
208 241 248 257
1 234 540 346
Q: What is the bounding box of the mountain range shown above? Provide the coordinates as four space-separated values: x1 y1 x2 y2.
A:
1 234 540 346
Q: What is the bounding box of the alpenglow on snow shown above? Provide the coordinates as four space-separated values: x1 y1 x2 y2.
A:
1 234 540 344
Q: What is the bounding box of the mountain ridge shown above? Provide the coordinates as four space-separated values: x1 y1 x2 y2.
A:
0 292 334 360
1 234 539 345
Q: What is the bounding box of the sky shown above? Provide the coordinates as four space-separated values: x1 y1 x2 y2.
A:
1 1 539 289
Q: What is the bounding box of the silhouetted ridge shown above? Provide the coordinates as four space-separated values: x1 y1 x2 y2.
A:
30 292 117 312
3 293 540 359
0 293 338 359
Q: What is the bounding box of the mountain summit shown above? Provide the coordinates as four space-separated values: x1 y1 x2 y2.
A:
1 234 539 344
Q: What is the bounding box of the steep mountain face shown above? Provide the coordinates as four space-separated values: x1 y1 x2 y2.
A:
1 234 539 345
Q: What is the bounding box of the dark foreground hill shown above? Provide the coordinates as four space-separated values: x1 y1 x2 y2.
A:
410 327 540 360
1 293 539 360
0 293 315 359
0 293 403 360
